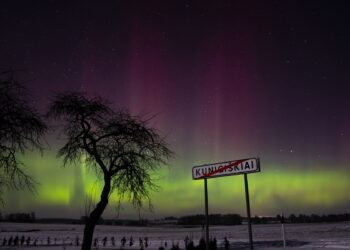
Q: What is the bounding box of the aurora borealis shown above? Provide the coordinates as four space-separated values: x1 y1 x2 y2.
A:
1 1 350 218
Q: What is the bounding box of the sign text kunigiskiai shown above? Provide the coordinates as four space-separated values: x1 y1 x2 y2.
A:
192 158 260 180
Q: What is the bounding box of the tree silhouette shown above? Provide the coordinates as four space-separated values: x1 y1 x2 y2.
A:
0 70 46 201
47 92 173 250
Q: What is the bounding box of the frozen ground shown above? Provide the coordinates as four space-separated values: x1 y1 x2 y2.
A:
0 221 349 249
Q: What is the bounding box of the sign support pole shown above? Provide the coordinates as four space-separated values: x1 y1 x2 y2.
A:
281 213 286 248
282 223 286 248
244 173 253 250
204 178 209 250
192 158 261 250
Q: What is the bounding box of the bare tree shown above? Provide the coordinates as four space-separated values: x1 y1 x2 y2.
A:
0 70 46 201
47 92 173 250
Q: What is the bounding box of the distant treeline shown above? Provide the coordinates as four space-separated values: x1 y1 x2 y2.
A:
1 212 349 225
80 216 149 226
175 213 350 225
280 213 350 224
249 213 350 224
0 213 149 226
177 214 242 225
0 212 36 223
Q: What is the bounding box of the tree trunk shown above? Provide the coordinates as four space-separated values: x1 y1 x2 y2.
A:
81 175 111 250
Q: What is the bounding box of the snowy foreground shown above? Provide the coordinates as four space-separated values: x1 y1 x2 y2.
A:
0 221 350 249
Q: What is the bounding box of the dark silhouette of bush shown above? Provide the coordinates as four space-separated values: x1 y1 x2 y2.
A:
198 238 206 250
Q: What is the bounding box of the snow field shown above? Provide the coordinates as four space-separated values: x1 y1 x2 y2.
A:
0 221 349 249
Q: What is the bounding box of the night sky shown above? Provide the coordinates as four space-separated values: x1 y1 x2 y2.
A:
1 1 350 219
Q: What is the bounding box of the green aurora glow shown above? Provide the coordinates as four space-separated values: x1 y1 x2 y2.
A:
4 151 350 218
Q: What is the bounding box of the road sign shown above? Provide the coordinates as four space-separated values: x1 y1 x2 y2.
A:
193 157 260 250
192 157 260 180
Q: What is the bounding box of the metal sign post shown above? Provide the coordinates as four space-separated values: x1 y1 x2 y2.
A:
281 213 286 248
204 178 209 250
244 173 253 250
192 157 261 250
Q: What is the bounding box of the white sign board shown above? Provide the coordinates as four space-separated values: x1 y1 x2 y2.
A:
192 158 260 180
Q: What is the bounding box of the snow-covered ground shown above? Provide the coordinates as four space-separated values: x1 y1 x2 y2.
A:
0 221 349 249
